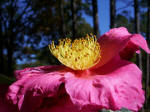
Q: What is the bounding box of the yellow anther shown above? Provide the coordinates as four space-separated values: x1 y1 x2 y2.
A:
49 34 101 70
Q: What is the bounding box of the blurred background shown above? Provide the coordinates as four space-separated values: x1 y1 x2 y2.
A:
0 0 150 111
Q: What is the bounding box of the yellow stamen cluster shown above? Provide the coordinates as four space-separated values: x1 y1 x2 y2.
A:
49 34 101 70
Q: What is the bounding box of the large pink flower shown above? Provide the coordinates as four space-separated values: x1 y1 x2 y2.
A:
6 27 150 112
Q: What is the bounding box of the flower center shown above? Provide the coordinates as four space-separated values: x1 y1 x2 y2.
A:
49 34 101 70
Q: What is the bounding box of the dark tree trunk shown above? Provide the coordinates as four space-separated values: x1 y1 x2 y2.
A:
59 0 66 37
134 1 144 111
0 3 4 74
0 20 4 74
92 0 99 37
7 39 13 76
134 0 142 70
6 1 15 76
145 0 150 107
6 23 15 75
71 0 77 39
134 0 140 33
110 0 116 28
0 36 4 74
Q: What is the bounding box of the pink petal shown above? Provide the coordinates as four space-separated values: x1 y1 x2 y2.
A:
97 27 131 67
65 56 144 111
130 34 150 53
7 65 67 112
15 65 65 80
37 91 79 112
96 27 150 67
119 41 139 60
120 34 150 60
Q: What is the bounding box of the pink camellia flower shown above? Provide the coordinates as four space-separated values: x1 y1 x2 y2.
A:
6 27 150 112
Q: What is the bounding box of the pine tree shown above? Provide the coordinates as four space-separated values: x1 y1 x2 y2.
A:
110 0 116 28
92 0 99 37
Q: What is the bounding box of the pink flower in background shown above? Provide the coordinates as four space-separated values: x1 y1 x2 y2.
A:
6 27 150 112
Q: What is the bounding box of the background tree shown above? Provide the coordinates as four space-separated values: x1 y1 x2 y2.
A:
71 0 77 39
134 0 142 71
0 0 93 75
115 0 150 108
145 0 150 107
115 0 134 32
92 0 99 37
0 0 37 75
59 0 66 37
17 0 93 68
0 0 4 74
110 0 116 28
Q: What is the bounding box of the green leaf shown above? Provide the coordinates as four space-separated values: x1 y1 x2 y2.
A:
99 109 114 112
98 108 132 112
120 108 132 112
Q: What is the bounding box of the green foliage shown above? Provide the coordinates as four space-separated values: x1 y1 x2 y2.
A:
115 14 134 33
11 0 94 68
140 12 150 36
99 108 132 112
0 74 15 84
0 0 93 71
139 0 147 8
130 53 136 63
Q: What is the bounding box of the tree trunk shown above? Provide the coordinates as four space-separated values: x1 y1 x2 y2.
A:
0 35 4 74
7 39 13 76
71 0 77 39
92 0 99 37
59 0 66 37
145 0 150 107
134 1 144 111
6 28 14 76
0 22 4 74
7 1 14 76
134 0 142 70
0 4 4 74
110 0 116 28
134 0 140 33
